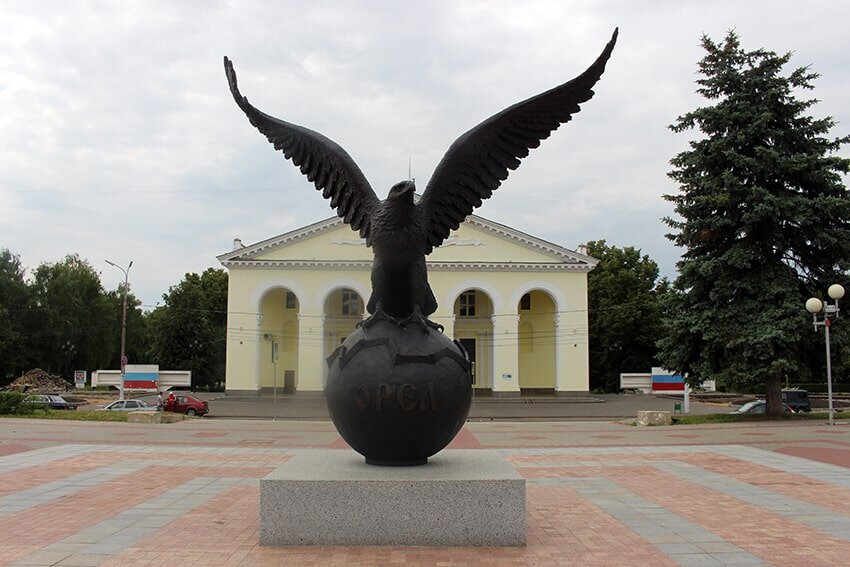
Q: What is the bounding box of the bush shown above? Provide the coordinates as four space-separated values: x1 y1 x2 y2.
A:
0 392 37 415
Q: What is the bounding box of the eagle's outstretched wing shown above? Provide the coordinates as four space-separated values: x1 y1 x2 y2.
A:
417 29 618 254
224 57 380 241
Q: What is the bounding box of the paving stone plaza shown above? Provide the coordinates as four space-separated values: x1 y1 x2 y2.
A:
1 417 850 566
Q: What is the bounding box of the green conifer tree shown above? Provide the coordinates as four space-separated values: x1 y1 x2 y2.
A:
659 32 850 415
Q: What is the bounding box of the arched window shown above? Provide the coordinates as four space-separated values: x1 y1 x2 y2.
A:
285 291 298 309
341 288 361 316
459 291 476 317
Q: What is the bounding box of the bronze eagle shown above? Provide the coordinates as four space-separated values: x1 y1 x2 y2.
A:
224 29 617 332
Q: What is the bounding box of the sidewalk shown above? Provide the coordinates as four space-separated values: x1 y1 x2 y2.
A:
1 417 850 566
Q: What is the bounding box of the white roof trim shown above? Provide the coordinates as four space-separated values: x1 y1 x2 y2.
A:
219 259 595 272
217 213 598 269
216 216 341 263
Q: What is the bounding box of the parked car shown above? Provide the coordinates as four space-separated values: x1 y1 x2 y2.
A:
732 400 794 414
25 394 77 410
100 399 151 411
169 395 209 417
781 389 812 413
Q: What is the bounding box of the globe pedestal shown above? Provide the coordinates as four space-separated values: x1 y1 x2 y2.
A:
325 320 473 466
259 450 526 546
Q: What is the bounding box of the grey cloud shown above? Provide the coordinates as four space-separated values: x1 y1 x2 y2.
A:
2 0 849 305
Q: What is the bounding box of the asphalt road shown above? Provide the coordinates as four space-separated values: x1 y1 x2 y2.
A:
190 392 724 420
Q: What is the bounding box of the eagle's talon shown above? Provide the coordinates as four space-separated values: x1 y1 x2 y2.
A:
358 303 394 330
396 306 444 335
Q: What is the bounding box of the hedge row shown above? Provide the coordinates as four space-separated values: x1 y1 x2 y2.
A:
789 383 850 394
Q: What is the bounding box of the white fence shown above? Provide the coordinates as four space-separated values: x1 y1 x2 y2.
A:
92 370 191 391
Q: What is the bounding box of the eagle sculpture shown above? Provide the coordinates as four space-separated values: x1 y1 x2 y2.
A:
224 29 617 332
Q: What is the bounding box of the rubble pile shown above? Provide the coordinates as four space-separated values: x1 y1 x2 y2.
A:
5 368 74 393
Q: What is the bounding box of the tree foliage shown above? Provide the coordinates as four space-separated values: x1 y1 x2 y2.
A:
105 287 150 368
0 249 31 382
659 32 850 414
27 254 117 379
148 268 228 390
0 248 228 392
586 240 667 392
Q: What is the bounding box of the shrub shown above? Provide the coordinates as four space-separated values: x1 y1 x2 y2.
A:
0 392 37 415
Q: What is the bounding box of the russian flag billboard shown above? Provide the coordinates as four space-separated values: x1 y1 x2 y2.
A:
651 367 684 392
124 364 159 390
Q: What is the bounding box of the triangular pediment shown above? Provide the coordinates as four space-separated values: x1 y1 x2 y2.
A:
217 214 597 271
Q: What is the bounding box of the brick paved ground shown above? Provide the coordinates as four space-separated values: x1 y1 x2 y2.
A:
1 418 850 566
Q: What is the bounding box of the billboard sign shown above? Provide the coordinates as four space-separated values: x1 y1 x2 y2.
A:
74 370 86 389
650 367 685 392
123 364 159 390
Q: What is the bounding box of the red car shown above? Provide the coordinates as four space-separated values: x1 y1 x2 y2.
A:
168 394 209 416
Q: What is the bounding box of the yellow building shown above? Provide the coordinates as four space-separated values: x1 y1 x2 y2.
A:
217 213 596 397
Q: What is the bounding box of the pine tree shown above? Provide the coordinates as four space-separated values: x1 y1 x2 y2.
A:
659 32 850 415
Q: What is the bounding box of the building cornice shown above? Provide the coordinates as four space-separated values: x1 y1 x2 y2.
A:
461 216 597 266
221 259 595 272
218 212 598 269
216 217 341 263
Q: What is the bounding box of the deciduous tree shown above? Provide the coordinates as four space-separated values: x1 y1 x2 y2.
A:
586 240 666 392
0 249 31 384
147 268 227 390
27 254 116 379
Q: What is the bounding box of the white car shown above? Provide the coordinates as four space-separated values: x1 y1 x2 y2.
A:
99 399 151 411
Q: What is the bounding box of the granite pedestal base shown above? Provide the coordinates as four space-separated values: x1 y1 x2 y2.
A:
260 449 526 547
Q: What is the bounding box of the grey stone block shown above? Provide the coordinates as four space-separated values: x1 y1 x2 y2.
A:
127 411 183 424
260 449 525 546
637 410 672 426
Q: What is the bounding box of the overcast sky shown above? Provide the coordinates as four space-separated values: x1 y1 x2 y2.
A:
3 0 849 308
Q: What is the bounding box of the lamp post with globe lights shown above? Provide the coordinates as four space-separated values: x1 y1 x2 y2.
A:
805 283 845 425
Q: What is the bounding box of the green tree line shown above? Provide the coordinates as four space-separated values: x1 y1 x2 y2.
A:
0 249 227 391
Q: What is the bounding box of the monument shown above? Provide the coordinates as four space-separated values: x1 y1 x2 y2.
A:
226 28 617 544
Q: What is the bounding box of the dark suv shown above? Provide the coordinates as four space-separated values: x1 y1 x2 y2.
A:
781 389 811 413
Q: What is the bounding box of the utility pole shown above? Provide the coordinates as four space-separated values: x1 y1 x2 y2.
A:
106 259 132 401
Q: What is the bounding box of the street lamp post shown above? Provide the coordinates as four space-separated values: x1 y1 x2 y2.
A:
805 283 844 426
106 259 133 401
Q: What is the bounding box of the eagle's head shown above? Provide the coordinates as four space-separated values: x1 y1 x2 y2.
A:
387 180 416 201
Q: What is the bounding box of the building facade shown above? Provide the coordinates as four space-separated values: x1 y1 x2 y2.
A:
218 213 596 396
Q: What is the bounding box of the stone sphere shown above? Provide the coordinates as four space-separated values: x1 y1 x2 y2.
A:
325 320 472 466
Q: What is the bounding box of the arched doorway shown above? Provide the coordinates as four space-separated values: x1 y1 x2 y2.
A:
258 287 300 393
322 287 365 369
452 288 494 390
517 290 557 393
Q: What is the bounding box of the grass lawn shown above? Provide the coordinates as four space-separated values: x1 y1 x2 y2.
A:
674 410 848 425
0 409 129 422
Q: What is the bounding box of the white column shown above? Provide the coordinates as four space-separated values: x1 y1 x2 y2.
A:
297 311 326 392
224 310 261 394
443 315 457 340
490 313 520 394
553 314 564 392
